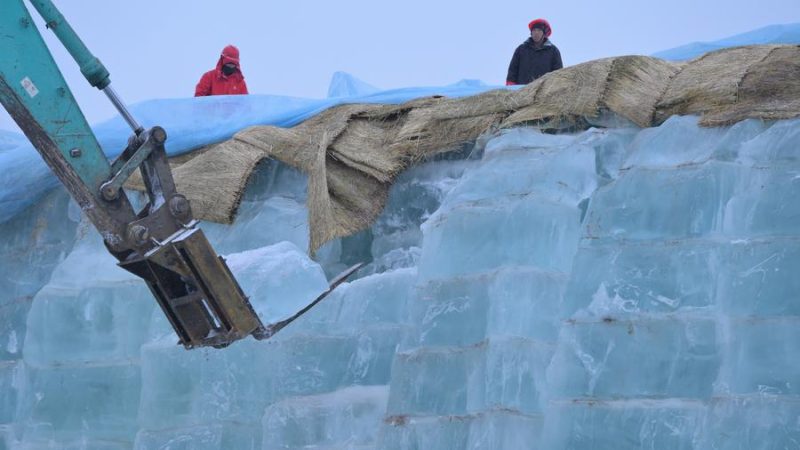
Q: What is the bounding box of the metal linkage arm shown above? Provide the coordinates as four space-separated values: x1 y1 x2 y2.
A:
111 127 269 348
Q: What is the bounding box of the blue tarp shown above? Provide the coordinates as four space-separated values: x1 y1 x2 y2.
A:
652 23 800 60
0 76 508 224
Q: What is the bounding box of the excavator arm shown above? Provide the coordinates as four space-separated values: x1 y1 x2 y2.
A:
0 0 359 349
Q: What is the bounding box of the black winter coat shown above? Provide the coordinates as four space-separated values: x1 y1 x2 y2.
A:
506 38 563 84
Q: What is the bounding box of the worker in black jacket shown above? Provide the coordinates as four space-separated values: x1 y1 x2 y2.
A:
506 18 563 85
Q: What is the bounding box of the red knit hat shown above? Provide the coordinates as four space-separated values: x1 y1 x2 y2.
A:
528 18 552 38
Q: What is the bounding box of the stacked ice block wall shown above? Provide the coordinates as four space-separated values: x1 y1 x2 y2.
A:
545 117 800 448
0 115 798 449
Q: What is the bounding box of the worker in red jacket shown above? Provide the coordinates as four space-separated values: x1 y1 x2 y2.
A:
194 45 249 96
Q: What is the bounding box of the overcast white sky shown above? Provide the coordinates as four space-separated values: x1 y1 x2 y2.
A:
2 0 799 131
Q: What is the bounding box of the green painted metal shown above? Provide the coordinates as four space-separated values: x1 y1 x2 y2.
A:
0 0 113 193
29 0 111 89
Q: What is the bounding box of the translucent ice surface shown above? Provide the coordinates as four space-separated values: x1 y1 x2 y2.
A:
2 113 800 449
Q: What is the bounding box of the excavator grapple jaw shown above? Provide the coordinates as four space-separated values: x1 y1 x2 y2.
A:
120 224 264 349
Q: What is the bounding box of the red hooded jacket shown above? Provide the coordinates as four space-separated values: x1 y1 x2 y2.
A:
194 45 249 96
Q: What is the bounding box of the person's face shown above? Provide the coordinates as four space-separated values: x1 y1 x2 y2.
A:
222 62 237 75
531 27 545 42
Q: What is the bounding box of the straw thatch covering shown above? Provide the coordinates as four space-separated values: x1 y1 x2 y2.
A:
655 45 800 125
127 45 800 254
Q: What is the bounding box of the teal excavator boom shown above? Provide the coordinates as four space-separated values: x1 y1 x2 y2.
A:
0 0 359 349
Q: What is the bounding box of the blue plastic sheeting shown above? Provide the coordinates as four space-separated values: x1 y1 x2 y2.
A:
0 77 507 224
652 23 800 60
327 71 381 98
